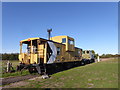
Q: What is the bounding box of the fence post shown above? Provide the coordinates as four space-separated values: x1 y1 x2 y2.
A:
7 61 10 72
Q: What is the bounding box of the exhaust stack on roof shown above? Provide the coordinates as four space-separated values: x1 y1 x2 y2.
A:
47 29 52 40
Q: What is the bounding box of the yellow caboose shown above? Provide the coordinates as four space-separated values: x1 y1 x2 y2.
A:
18 35 83 74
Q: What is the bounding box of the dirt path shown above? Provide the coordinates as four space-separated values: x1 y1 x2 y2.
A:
1 74 39 85
100 58 115 62
2 81 29 88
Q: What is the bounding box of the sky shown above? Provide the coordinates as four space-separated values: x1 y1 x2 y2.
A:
2 2 118 55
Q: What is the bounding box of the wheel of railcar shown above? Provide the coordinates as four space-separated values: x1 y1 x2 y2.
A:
88 60 90 64
56 63 61 72
28 66 37 74
91 59 94 63
93 59 95 62
81 60 86 66
81 61 84 66
89 59 91 63
63 62 67 70
28 67 32 74
52 64 55 73
67 63 71 69
19 64 24 71
46 64 51 74
16 65 20 71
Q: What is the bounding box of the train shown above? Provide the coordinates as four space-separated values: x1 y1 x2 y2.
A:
82 50 95 63
17 30 95 75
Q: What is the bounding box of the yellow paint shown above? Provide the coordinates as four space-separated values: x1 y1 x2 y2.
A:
53 42 82 62
82 50 91 59
51 36 75 51
44 43 47 63
19 36 82 64
20 37 40 42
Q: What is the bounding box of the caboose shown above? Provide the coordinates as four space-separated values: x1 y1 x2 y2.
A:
18 34 84 74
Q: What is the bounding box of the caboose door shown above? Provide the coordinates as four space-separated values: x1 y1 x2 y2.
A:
38 44 44 64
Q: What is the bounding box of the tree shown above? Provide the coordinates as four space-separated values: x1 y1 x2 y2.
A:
2 53 19 60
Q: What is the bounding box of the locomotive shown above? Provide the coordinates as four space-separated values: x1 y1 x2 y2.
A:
82 50 95 63
17 30 95 75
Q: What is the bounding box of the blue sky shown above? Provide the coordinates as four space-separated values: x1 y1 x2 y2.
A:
2 2 118 55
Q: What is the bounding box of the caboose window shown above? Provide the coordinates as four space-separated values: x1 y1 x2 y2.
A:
62 38 66 43
57 47 60 55
27 46 30 53
68 39 74 45
22 44 27 53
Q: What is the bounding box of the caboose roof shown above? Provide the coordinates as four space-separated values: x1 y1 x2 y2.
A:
20 37 40 42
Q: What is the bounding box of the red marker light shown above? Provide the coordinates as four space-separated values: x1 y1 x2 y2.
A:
28 39 30 41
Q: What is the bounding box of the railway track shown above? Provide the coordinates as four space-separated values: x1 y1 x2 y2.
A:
1 74 39 85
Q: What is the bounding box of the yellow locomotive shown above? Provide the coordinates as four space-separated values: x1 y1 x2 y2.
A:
82 50 95 63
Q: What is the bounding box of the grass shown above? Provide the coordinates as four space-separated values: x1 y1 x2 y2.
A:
1 60 19 73
17 58 118 88
1 60 31 78
2 60 19 67
2 70 30 78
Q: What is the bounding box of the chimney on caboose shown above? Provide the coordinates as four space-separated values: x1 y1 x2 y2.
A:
47 29 52 40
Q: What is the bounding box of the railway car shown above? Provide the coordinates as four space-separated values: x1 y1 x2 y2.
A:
18 35 84 74
82 50 95 63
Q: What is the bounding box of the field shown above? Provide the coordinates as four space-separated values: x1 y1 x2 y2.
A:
1 60 19 73
2 58 118 88
1 60 30 78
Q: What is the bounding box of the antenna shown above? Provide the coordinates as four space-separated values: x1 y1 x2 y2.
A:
47 29 52 40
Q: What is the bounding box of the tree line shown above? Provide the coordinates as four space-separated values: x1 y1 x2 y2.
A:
1 53 119 60
99 54 120 58
1 53 19 60
91 50 119 58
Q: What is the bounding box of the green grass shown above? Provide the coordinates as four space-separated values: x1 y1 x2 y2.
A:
2 60 19 67
1 60 31 78
2 70 30 78
18 58 118 88
1 60 19 74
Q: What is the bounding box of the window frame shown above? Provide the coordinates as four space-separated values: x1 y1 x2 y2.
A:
68 39 74 45
57 47 61 55
62 38 66 43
